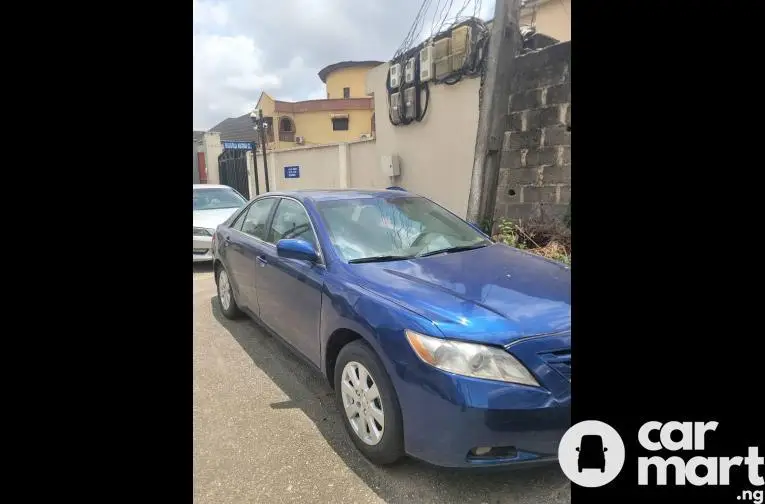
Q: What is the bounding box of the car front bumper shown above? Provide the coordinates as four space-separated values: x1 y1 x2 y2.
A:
390 334 571 468
193 236 213 262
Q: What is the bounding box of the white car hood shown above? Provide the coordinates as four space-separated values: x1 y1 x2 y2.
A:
193 208 240 230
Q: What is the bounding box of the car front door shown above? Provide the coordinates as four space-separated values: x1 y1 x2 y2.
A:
255 197 325 364
225 197 278 313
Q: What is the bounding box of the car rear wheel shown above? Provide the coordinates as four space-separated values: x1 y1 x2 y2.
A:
216 266 242 319
334 340 404 465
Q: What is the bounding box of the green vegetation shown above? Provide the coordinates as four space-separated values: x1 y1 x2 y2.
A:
493 217 571 266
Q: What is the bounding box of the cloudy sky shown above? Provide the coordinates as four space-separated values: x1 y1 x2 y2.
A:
193 0 495 131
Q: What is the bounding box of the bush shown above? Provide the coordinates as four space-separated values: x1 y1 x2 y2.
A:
493 217 570 266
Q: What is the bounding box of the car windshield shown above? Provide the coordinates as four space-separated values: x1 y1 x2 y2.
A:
193 187 247 211
581 436 603 450
316 196 491 263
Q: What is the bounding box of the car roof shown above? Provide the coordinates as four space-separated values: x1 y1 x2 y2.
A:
193 184 233 190
260 189 419 203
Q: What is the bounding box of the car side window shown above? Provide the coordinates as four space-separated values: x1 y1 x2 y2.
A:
238 198 276 240
268 199 317 248
229 207 249 231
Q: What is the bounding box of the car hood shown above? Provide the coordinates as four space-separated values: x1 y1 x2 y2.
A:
347 243 571 346
193 208 240 230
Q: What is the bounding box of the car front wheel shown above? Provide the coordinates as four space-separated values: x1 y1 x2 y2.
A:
334 340 404 465
216 266 242 319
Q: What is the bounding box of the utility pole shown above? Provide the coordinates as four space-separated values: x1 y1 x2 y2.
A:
466 0 523 228
250 109 271 193
257 109 271 192
251 146 261 196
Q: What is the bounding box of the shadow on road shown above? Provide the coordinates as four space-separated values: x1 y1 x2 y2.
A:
210 297 570 504
193 262 215 274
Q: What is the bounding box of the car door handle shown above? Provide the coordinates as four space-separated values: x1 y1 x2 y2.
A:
256 256 267 267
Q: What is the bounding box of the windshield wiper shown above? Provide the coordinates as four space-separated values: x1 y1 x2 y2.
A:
417 242 490 258
348 255 413 264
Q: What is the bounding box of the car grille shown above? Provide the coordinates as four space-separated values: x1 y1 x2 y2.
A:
538 349 571 381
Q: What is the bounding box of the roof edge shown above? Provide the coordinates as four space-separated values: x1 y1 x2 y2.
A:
317 60 385 83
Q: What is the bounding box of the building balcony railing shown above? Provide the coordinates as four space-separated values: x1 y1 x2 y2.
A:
279 131 295 142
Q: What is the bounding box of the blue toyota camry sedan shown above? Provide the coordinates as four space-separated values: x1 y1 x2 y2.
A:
211 189 570 468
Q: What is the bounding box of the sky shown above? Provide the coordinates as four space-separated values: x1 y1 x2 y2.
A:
193 0 495 131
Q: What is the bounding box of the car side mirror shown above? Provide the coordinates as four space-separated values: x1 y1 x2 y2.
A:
575 447 580 452
603 447 608 452
277 238 318 263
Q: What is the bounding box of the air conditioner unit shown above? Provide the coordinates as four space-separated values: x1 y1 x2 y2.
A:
359 133 373 140
419 44 434 82
389 63 402 89
404 57 415 84
451 25 472 71
433 37 451 79
295 136 305 145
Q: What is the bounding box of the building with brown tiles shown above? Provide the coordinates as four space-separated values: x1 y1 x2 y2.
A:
253 60 382 150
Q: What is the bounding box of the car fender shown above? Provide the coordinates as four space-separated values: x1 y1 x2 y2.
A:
319 277 438 380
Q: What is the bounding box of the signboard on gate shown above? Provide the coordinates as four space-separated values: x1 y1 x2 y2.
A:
284 165 300 179
222 141 254 150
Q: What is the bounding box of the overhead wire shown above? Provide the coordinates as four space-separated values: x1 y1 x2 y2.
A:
390 0 437 126
430 0 449 39
388 0 489 126
434 0 456 37
394 0 435 60
441 0 473 30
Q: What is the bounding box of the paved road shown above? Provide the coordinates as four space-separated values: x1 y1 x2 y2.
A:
193 264 570 504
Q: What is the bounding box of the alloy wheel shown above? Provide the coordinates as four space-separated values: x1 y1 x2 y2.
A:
340 361 385 446
218 269 231 311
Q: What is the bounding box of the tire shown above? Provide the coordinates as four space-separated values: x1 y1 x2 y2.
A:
216 265 242 319
334 340 404 465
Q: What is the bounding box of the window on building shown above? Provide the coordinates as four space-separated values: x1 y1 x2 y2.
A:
332 117 349 131
343 87 350 99
279 117 295 142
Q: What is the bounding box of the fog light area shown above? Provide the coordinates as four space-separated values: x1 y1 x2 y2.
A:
467 446 518 459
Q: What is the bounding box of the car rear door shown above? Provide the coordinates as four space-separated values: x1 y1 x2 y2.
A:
223 197 278 312
254 197 325 364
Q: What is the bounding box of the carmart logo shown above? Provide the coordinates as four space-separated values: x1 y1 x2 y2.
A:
558 420 764 494
557 420 626 487
637 421 763 488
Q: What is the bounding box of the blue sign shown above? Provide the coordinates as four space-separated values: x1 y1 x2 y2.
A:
222 141 254 150
284 165 300 179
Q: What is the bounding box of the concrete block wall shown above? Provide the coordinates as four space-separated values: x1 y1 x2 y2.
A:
494 41 570 224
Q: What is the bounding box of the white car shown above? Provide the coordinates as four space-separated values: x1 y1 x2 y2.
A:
193 184 247 262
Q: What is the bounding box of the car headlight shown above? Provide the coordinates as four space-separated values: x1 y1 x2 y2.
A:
193 227 213 237
405 330 540 386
